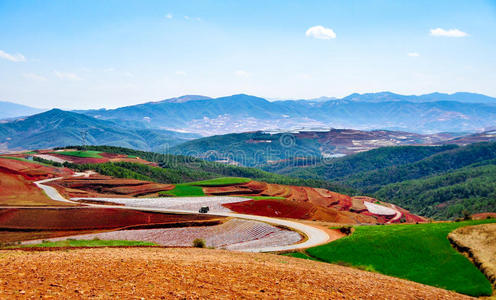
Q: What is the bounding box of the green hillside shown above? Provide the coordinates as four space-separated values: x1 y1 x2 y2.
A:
276 142 496 219
0 109 199 151
60 145 356 195
297 220 496 297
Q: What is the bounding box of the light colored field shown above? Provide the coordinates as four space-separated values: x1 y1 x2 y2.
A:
34 154 69 164
0 248 472 299
73 196 248 213
363 201 398 216
23 219 302 251
449 223 496 286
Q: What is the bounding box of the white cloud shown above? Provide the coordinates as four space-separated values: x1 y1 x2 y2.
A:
0 50 26 62
234 70 250 77
407 52 420 57
175 70 187 76
54 70 81 81
23 73 47 81
165 13 173 19
430 28 468 37
305 25 336 40
183 15 201 21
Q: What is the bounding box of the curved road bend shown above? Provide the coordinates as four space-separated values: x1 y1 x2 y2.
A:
32 177 330 253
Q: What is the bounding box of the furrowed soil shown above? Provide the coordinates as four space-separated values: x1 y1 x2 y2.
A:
0 248 472 299
0 208 224 231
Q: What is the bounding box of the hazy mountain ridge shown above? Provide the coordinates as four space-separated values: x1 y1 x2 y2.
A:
0 101 45 120
0 109 199 152
76 92 496 135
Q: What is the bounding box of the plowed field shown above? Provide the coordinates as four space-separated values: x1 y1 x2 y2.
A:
0 208 223 230
0 248 472 299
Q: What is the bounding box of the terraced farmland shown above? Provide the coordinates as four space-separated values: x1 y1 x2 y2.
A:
23 219 303 251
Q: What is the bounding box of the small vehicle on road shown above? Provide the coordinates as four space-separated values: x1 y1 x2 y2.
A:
199 206 209 213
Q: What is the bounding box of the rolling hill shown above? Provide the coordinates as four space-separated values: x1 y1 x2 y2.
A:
0 109 199 152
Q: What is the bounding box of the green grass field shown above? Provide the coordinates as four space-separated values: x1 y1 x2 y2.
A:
54 150 103 158
186 177 251 186
159 184 206 197
294 220 495 296
13 239 157 248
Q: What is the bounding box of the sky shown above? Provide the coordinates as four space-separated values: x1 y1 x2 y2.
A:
0 0 495 109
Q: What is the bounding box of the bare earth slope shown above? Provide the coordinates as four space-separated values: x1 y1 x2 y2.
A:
0 248 471 299
449 223 496 286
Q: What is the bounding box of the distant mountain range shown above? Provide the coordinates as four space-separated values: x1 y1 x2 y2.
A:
77 92 496 135
0 109 199 152
1 91 496 152
340 91 496 104
169 128 496 167
0 101 45 120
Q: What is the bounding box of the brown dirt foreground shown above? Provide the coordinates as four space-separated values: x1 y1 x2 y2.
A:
0 248 471 300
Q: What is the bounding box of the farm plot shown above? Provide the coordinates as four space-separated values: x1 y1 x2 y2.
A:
0 207 223 231
0 170 74 206
23 219 303 251
74 196 249 213
49 175 174 198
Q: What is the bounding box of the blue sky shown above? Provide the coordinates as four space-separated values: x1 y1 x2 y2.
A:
0 0 495 109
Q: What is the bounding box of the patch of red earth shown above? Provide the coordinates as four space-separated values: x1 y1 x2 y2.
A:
206 180 424 224
0 169 74 206
223 199 375 224
471 212 496 220
46 175 174 198
0 157 73 180
47 151 157 166
0 208 223 231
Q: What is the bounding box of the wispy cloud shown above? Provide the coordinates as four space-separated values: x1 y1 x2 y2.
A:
54 70 81 80
407 52 420 57
165 13 173 19
430 28 468 37
305 25 336 40
23 73 47 81
183 15 201 21
234 70 250 77
0 50 26 62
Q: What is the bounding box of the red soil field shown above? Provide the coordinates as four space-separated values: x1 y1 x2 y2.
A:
471 212 496 220
0 170 73 206
0 207 223 231
223 199 376 223
47 175 174 198
205 180 425 224
0 158 76 206
0 157 73 180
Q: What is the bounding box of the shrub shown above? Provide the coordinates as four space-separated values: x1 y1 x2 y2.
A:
338 226 353 235
193 238 206 248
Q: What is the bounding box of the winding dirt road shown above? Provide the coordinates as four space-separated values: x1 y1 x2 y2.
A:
33 176 330 252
